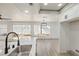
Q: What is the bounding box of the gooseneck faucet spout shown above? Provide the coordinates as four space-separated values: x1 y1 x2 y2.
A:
5 32 20 54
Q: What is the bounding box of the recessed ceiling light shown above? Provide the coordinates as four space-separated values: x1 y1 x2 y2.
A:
44 3 48 6
25 10 29 13
58 3 62 6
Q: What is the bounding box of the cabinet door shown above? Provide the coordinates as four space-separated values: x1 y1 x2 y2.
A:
36 39 58 56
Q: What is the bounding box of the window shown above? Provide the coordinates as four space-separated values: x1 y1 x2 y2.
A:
34 24 51 35
13 24 31 41
41 25 50 34
41 23 50 34
34 24 41 35
0 24 7 35
13 24 31 34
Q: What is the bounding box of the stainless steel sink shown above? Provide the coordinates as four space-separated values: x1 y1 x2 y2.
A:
8 45 32 56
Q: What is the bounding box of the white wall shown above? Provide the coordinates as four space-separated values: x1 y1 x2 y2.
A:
60 20 79 52
59 22 70 52
50 22 59 39
70 20 79 50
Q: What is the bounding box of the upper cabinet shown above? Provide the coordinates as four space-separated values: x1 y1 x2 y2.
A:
59 4 79 22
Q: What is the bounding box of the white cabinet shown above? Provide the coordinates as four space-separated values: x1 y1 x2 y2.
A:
59 4 79 22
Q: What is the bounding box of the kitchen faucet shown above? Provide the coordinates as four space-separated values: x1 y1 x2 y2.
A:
5 32 20 54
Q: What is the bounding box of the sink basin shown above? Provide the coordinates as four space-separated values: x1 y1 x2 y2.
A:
8 45 32 56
